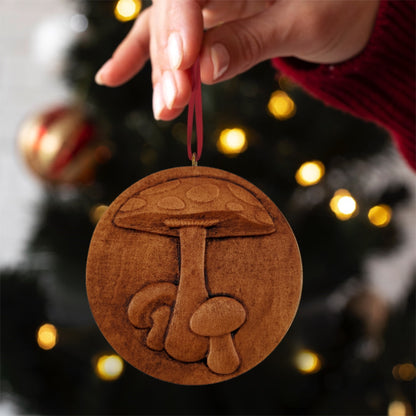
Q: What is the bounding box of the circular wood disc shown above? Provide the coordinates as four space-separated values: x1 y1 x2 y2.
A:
86 166 302 385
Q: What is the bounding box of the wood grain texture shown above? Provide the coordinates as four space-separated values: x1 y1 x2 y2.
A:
86 166 302 385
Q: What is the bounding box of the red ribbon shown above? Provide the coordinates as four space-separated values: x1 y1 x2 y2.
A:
187 58 203 163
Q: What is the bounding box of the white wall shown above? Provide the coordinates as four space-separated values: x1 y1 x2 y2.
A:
0 0 78 267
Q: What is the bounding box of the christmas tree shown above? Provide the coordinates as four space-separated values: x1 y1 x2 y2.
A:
2 1 415 414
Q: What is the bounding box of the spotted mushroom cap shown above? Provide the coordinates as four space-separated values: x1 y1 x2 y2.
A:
113 177 275 238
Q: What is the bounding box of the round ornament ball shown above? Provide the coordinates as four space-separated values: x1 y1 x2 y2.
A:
18 105 111 185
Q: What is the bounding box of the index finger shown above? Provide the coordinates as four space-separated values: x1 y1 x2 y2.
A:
95 7 151 87
150 0 206 71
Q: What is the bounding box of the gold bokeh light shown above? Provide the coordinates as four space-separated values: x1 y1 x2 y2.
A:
388 401 408 416
330 189 358 220
90 204 108 225
368 204 392 227
294 349 322 374
114 0 142 22
37 323 58 350
392 363 416 381
295 160 325 186
95 354 124 381
217 128 248 156
267 90 296 120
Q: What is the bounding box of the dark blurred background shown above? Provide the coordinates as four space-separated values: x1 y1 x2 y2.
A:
1 1 415 415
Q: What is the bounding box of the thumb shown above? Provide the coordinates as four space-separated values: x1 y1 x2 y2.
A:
199 4 294 84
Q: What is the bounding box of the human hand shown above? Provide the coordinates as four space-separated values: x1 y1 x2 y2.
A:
95 0 380 121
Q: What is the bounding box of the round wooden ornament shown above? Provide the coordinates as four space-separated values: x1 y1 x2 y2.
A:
86 165 302 385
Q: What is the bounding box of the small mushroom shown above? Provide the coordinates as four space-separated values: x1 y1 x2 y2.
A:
127 282 177 351
190 296 246 374
115 177 274 363
147 305 172 351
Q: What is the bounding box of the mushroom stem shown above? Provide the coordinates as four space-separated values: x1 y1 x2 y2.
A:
207 334 241 375
165 227 209 362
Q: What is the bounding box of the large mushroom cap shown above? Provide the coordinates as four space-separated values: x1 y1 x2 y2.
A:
113 177 275 237
190 297 246 337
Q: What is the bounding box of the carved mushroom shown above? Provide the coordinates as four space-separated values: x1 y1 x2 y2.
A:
114 177 275 363
127 282 177 351
190 296 246 374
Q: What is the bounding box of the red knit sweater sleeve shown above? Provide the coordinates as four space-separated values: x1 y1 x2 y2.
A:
272 0 416 170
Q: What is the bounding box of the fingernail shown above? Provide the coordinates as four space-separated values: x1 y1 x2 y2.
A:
153 83 165 120
168 32 183 69
162 71 177 110
95 59 112 85
210 43 229 81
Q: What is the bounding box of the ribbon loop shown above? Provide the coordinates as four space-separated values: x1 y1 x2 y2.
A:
187 59 203 162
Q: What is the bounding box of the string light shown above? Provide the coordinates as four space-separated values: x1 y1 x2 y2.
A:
295 160 325 186
329 189 358 220
90 204 108 224
217 128 248 156
114 0 142 22
267 90 296 120
95 354 124 381
37 323 58 350
388 401 408 416
70 14 88 33
368 204 392 227
294 349 322 374
392 363 416 381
